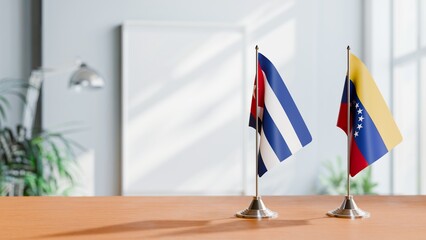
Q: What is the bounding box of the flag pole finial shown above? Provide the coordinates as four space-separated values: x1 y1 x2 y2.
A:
347 45 351 51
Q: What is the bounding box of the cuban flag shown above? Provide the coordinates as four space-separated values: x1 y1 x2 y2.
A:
249 53 312 177
337 53 402 176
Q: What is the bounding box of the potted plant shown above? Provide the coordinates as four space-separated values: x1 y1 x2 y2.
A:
0 79 80 196
318 156 378 195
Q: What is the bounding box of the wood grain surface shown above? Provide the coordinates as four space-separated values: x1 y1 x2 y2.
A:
1 196 425 239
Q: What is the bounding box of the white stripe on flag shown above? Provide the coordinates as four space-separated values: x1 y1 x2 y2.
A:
263 73 303 154
259 128 281 170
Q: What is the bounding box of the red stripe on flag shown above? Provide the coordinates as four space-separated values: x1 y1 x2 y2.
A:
250 63 265 118
350 136 369 176
337 103 354 135
337 103 348 133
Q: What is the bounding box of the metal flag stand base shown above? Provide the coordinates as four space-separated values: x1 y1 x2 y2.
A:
236 196 278 219
327 195 370 219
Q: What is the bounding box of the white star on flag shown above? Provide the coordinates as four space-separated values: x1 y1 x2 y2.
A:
353 101 365 137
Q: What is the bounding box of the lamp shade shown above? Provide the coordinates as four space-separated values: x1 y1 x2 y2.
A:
69 63 104 90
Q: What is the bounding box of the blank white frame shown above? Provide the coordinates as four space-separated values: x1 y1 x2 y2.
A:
121 21 248 195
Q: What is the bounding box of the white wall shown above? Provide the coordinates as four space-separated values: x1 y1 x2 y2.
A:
42 0 363 195
0 0 32 127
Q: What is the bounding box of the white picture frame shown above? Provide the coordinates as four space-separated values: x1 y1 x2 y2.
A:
121 21 249 195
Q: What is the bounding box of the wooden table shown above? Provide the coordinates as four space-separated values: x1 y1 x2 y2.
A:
2 196 426 239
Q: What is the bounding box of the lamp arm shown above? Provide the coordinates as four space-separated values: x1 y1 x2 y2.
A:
21 60 82 136
35 59 82 77
21 59 103 136
22 71 43 136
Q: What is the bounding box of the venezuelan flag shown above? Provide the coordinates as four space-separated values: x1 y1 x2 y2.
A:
337 53 402 177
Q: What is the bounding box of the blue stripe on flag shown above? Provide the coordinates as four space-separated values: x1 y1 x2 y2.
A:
340 76 356 104
262 107 292 160
249 114 262 133
258 154 268 177
352 93 388 164
249 114 256 129
258 53 312 146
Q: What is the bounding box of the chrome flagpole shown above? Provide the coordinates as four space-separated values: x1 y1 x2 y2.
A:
327 46 369 219
236 45 277 219
256 44 259 199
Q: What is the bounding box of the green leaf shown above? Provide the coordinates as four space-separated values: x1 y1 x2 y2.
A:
0 123 80 196
0 96 11 108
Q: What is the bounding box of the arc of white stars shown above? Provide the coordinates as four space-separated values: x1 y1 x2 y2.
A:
354 101 364 138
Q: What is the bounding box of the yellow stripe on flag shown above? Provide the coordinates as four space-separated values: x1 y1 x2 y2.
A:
349 53 402 150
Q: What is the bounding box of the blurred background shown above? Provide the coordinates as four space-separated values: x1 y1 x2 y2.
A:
0 0 424 196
